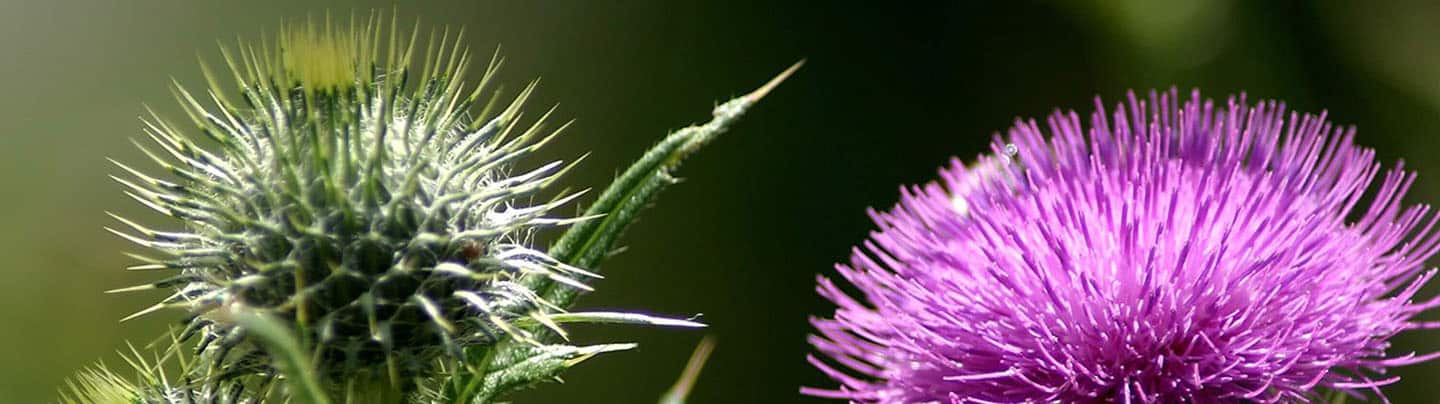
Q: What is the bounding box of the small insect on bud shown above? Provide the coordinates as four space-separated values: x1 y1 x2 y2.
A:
460 240 486 262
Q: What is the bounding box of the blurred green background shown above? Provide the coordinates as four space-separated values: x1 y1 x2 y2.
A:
4 0 1440 402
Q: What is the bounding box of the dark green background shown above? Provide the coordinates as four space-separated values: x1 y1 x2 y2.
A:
4 1 1440 402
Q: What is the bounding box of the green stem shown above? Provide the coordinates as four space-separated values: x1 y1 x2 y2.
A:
659 336 717 404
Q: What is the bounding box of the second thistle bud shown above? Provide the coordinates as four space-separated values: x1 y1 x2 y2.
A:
108 15 591 383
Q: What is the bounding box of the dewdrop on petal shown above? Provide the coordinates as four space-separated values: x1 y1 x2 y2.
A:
807 89 1440 402
106 15 596 380
947 143 1020 218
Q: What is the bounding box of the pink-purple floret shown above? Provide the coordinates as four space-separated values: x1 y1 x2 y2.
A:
806 89 1440 403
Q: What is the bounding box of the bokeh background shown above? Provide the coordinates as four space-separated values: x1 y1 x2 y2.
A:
4 0 1440 402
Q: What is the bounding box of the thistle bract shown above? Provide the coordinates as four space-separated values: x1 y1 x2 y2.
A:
108 16 592 381
806 89 1440 402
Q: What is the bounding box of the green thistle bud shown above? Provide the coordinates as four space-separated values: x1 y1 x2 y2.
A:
107 14 596 383
60 363 146 404
61 338 252 404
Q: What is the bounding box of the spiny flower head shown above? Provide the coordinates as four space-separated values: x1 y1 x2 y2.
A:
61 340 251 404
806 89 1440 402
107 14 594 381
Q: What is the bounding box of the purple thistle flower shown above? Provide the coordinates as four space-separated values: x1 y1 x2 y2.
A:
805 89 1440 403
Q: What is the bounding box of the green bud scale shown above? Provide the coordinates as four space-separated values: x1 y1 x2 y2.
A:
107 14 595 383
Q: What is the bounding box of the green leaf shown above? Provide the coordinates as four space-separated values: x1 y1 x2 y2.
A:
228 309 333 404
451 61 801 403
533 60 804 309
472 343 637 403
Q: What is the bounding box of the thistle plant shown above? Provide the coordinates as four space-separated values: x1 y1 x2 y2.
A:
68 11 794 403
806 89 1440 402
